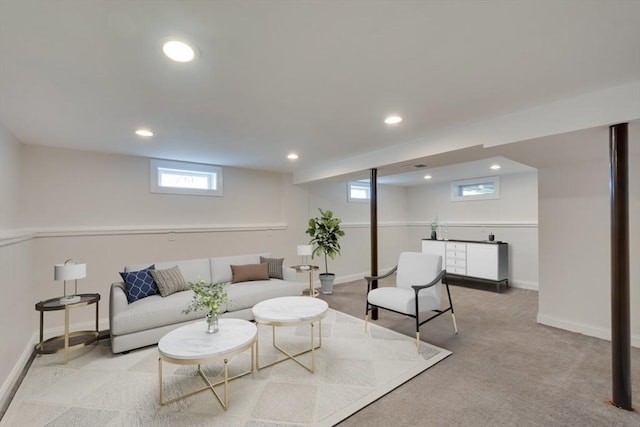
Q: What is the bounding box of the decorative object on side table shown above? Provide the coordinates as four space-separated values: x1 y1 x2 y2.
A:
296 244 313 269
305 208 345 295
430 217 439 240
182 280 230 334
54 259 87 304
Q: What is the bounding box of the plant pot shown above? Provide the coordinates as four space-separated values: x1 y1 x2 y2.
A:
319 273 335 295
431 230 437 240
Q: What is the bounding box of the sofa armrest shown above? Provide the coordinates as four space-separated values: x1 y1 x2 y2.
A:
110 282 128 325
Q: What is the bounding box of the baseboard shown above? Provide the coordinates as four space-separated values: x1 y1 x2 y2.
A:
537 313 640 348
0 331 37 413
509 280 539 291
311 270 394 288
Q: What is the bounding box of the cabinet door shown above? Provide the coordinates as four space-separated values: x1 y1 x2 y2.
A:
422 240 445 260
466 244 498 280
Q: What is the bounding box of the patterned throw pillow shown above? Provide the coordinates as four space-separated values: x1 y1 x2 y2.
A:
150 265 189 297
260 256 284 280
120 265 159 303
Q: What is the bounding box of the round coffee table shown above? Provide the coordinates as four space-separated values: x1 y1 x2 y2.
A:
252 296 329 373
157 318 256 409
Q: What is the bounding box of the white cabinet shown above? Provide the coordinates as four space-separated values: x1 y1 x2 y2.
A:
421 239 509 291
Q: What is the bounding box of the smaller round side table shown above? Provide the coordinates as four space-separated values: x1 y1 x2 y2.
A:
291 265 319 297
35 293 100 364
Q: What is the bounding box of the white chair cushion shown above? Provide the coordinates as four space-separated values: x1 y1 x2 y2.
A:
396 252 442 289
368 286 441 315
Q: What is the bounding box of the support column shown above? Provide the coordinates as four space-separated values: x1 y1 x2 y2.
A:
609 122 632 410
370 168 378 320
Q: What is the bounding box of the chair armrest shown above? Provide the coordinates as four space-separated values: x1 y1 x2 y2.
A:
364 265 398 283
411 270 447 292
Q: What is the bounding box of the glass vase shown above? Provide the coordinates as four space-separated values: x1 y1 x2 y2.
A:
206 312 219 334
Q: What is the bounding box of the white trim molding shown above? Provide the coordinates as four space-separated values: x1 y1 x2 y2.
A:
408 221 538 228
537 313 640 349
0 230 36 247
35 223 288 238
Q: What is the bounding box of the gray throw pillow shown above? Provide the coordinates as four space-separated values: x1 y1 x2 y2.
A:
150 265 189 297
260 256 284 280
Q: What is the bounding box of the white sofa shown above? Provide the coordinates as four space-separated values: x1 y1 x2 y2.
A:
109 252 307 353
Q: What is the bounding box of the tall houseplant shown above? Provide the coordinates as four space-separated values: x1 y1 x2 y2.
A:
305 208 345 294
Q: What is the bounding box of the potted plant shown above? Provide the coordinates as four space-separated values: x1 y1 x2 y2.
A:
430 217 439 240
305 208 345 294
182 280 230 334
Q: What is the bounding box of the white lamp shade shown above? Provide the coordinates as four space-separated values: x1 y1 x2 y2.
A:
54 262 86 281
297 245 313 256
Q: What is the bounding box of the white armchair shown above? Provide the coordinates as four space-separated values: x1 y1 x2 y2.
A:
365 252 457 352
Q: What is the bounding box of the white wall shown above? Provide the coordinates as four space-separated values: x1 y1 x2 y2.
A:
406 171 539 289
0 126 35 407
536 124 639 346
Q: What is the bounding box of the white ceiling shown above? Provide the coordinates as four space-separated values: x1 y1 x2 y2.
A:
1 1 639 184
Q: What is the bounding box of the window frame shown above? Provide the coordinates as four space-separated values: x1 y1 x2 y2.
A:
150 159 223 196
347 181 371 203
450 175 500 201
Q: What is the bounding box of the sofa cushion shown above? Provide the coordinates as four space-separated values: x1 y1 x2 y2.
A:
110 290 205 335
150 265 189 297
210 253 270 283
119 265 159 303
231 262 269 283
260 256 284 279
225 279 307 311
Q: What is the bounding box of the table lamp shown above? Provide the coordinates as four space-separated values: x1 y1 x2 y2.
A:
54 259 86 304
297 245 313 269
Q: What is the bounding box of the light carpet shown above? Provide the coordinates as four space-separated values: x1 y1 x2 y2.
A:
2 309 450 426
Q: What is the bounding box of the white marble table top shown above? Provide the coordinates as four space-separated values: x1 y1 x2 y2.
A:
252 296 329 324
158 318 256 360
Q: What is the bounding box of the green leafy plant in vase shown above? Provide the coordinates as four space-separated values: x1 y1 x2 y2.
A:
182 280 230 334
305 208 345 294
430 217 439 240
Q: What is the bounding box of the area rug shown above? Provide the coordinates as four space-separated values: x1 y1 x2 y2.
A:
2 309 451 426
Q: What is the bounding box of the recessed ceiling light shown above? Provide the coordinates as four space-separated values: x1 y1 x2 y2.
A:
490 164 501 170
162 40 195 63
423 175 432 180
287 153 299 160
135 129 154 137
384 115 402 125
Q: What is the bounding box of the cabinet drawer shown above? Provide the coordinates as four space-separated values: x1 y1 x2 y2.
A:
447 259 466 268
449 267 466 275
446 243 466 251
446 250 466 260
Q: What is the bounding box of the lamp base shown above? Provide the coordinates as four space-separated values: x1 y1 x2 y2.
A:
59 295 81 305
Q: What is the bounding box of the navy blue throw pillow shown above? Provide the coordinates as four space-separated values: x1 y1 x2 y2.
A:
120 265 159 304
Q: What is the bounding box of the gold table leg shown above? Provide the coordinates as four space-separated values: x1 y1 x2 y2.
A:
256 320 323 373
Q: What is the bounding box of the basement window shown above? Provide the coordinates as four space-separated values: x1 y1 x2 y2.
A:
348 181 370 202
150 159 223 196
450 176 499 201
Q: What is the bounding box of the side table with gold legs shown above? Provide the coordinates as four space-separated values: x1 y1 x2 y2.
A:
291 265 319 297
35 293 100 364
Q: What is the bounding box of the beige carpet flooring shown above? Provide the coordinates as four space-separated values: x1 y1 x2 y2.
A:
320 279 640 426
1 309 450 426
